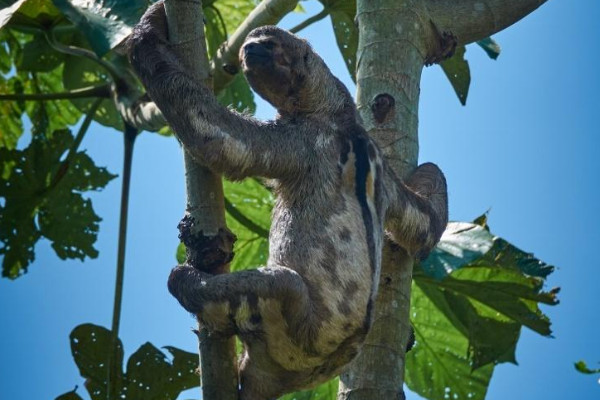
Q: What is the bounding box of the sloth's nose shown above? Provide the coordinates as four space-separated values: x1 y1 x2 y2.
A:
243 42 270 59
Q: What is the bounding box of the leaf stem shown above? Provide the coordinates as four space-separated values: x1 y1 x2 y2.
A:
44 30 124 84
224 197 269 238
48 97 104 191
106 124 138 400
289 7 330 33
0 85 111 101
209 4 228 36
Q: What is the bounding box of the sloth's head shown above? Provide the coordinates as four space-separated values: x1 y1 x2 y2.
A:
240 26 351 117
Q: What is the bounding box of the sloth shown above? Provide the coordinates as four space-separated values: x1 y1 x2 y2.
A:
128 3 448 399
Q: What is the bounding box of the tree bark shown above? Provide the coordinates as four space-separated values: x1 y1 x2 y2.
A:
426 0 547 46
163 1 238 399
339 0 548 399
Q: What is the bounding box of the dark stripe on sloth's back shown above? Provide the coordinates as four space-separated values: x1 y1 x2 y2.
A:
351 132 376 275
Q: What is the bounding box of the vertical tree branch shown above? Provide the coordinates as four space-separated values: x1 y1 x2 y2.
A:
163 1 238 399
425 0 547 46
339 0 549 399
338 0 436 398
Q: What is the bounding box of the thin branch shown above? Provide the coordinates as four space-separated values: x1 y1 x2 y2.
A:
0 84 111 101
164 1 237 399
47 97 103 192
289 7 330 34
44 30 124 83
107 124 138 400
208 4 228 37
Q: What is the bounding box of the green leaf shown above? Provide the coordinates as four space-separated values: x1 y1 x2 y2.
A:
26 66 82 129
176 242 186 264
16 32 64 71
421 222 494 280
0 0 62 31
223 178 272 271
440 45 470 105
217 72 256 113
406 283 494 400
280 377 338 400
0 129 115 278
204 2 256 113
204 4 227 59
210 0 256 37
62 54 123 130
421 221 555 280
0 74 25 149
318 0 358 81
0 0 27 30
575 360 600 374
175 178 271 267
477 37 501 60
55 388 85 400
408 222 558 398
52 0 147 56
124 343 200 399
70 323 123 400
67 324 199 400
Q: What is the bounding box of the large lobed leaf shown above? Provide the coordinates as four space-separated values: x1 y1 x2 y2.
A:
55 324 199 400
0 129 115 278
407 220 558 400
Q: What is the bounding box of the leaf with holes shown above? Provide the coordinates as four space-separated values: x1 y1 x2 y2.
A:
55 388 85 400
64 323 199 400
0 74 25 149
0 129 115 278
124 344 200 399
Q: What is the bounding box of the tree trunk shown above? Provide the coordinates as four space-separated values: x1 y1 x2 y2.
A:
339 0 547 399
163 1 238 399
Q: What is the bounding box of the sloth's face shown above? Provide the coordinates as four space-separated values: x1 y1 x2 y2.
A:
240 27 314 113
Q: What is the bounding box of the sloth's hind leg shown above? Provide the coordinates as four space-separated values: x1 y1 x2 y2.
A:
168 265 311 335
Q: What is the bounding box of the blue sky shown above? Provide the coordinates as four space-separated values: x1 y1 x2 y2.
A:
1 1 599 399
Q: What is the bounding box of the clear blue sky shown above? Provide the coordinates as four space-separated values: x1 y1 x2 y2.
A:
1 1 599 399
